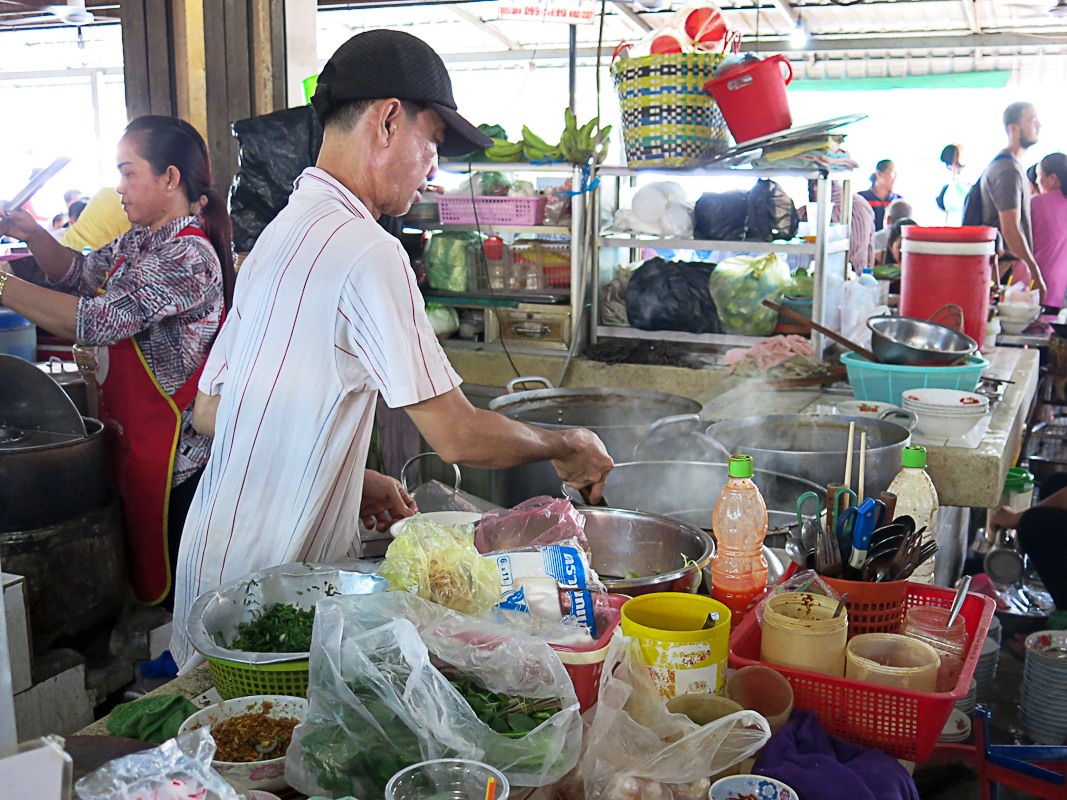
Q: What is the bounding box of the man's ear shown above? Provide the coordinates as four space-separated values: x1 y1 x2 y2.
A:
378 99 406 145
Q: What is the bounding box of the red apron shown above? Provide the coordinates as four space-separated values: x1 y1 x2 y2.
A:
96 225 210 605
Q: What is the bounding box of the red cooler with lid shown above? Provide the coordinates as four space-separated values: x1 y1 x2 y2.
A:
900 226 998 348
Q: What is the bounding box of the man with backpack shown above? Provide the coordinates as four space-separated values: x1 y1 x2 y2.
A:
963 102 1046 299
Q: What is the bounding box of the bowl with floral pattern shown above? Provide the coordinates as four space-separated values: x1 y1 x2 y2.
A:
177 694 307 793
710 774 797 800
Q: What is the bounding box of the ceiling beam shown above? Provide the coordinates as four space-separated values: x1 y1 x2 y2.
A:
610 0 653 33
960 0 981 34
446 4 521 50
767 0 796 27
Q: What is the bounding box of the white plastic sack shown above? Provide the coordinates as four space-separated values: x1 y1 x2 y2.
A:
581 635 771 800
76 729 240 800
285 593 582 799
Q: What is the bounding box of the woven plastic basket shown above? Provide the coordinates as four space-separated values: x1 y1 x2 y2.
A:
438 195 548 226
841 352 989 404
208 655 311 700
611 52 728 169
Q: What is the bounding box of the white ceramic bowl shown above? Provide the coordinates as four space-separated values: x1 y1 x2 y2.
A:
998 302 1041 321
834 400 902 418
710 775 797 800
389 511 483 538
911 408 985 438
901 388 988 411
177 695 308 793
1001 318 1037 334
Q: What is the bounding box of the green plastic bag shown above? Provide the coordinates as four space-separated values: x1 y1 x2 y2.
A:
708 253 791 336
426 232 481 292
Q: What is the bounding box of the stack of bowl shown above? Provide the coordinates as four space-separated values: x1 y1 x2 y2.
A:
902 388 990 438
955 678 978 714
938 709 973 743
998 302 1041 335
1021 630 1067 744
973 636 1000 705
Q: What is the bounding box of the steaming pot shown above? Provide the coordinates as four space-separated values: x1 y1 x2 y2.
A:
705 414 912 500
488 376 702 506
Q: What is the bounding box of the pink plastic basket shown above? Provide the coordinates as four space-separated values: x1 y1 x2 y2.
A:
729 583 995 762
438 195 548 226
552 593 627 712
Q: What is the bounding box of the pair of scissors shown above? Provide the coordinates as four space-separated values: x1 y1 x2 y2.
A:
796 491 823 528
831 488 859 556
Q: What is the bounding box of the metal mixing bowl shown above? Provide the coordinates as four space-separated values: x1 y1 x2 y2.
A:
868 316 978 366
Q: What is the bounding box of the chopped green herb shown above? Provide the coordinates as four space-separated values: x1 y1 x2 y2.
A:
226 602 315 653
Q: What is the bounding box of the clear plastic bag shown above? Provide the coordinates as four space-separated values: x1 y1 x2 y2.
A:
426 232 481 293
708 253 791 335
75 729 240 800
379 514 501 615
475 497 589 554
753 568 840 626
582 635 770 800
285 593 583 798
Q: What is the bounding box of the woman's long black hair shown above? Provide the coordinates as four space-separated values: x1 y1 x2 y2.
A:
124 115 235 311
1041 153 1067 199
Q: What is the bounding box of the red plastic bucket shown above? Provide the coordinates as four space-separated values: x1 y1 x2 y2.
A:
900 226 998 348
704 54 793 144
551 593 626 712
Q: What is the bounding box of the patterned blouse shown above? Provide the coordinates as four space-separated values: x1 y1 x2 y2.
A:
53 215 224 486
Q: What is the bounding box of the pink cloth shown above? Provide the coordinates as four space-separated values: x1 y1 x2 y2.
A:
1032 190 1067 308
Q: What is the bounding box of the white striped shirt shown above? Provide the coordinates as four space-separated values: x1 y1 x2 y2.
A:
171 167 459 671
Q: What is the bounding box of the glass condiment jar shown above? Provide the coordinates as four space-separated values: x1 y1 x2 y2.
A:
901 606 968 692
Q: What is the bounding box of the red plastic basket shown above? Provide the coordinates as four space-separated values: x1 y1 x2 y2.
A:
551 593 627 712
438 195 549 226
729 584 995 762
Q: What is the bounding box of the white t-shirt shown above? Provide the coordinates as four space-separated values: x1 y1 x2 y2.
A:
171 167 460 670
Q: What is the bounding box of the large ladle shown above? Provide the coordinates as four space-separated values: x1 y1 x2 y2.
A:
762 300 882 363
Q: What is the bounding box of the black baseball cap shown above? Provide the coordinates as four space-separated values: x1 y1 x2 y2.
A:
312 29 494 157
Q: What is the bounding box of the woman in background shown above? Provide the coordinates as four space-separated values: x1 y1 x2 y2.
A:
1032 153 1067 311
859 159 901 230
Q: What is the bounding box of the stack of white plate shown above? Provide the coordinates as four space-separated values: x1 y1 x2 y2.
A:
939 708 973 742
974 636 1000 704
902 389 990 438
955 678 978 714
1021 630 1067 744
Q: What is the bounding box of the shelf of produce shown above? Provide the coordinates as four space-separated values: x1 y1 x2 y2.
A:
595 325 766 347
424 292 568 306
598 236 850 255
438 162 579 174
598 165 853 180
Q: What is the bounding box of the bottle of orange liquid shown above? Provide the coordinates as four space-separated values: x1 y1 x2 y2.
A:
712 454 769 629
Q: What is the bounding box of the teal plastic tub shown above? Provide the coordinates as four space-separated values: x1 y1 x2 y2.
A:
841 351 989 404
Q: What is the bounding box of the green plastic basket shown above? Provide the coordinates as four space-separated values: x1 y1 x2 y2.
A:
841 351 990 404
207 655 310 700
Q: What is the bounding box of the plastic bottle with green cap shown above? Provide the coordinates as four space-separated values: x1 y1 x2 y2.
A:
887 445 940 584
712 454 768 628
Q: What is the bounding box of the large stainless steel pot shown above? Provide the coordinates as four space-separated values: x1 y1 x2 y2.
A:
0 417 109 531
488 376 702 506
37 358 90 416
576 506 713 596
705 414 913 501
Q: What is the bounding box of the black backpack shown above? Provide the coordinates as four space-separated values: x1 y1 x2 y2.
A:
962 152 1012 227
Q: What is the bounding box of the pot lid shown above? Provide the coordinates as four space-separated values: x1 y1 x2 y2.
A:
0 354 86 438
36 357 85 385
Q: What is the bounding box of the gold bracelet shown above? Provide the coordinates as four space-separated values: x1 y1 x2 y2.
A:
0 272 9 307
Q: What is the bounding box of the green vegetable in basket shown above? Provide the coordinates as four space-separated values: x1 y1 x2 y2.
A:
226 602 315 653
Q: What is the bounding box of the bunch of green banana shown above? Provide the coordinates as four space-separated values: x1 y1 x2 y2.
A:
559 109 611 165
522 126 563 163
484 137 525 162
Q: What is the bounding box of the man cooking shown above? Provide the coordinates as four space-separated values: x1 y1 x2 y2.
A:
171 29 613 671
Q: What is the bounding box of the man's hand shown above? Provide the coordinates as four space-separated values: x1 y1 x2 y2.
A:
192 391 221 437
0 205 43 243
551 428 614 505
361 469 416 532
1032 268 1048 302
989 505 1023 536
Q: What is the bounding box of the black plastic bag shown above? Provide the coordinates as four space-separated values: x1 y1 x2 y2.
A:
693 179 798 242
229 105 324 253
625 257 720 334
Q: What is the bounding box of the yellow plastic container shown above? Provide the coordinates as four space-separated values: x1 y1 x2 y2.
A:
620 593 731 698
760 592 848 677
845 633 941 692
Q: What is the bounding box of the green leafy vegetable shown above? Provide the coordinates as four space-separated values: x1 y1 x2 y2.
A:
448 676 562 738
226 602 315 653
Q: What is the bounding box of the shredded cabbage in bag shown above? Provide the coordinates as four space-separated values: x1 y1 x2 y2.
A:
708 253 791 336
379 515 501 615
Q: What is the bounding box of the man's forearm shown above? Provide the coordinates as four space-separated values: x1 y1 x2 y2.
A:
431 407 573 468
1001 217 1040 275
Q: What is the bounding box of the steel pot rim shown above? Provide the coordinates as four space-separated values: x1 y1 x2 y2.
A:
0 416 103 453
704 414 910 457
488 386 702 431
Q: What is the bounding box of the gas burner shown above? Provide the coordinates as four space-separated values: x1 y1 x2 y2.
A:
0 425 27 445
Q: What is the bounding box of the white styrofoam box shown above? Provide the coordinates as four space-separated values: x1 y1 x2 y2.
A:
14 661 92 740
148 621 172 662
0 736 72 800
1 575 31 695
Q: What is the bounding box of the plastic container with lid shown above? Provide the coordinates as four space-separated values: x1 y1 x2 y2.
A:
0 307 36 361
1001 467 1035 512
901 606 968 692
760 592 848 677
711 454 769 629
900 226 998 347
887 446 939 584
845 632 941 692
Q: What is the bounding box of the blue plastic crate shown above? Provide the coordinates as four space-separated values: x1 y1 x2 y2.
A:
841 351 989 404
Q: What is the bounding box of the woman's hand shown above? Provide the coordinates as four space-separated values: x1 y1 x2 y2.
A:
361 469 417 532
0 206 45 243
989 505 1023 536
